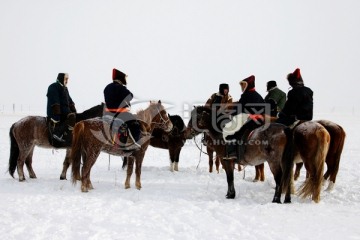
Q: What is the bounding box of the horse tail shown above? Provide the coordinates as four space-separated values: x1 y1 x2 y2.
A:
8 124 19 178
71 122 85 185
298 126 330 203
281 127 295 194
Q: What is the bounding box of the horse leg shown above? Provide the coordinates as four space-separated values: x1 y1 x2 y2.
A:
222 159 236 199
254 163 265 182
25 148 37 179
169 148 175 172
215 156 221 173
269 164 282 203
135 152 145 190
174 148 181 171
17 151 29 182
60 149 71 180
207 147 214 173
125 156 135 189
81 151 98 192
294 162 303 181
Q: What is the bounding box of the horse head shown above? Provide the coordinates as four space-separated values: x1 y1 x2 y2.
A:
168 114 185 136
147 100 173 132
184 106 212 139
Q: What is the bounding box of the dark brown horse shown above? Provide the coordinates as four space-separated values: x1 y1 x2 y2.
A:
294 120 346 191
186 106 332 203
149 114 186 171
71 101 173 192
202 132 265 179
185 106 294 203
8 103 104 181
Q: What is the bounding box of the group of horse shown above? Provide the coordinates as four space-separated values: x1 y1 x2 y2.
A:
8 102 345 203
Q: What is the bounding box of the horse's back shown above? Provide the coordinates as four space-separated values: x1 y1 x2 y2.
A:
12 116 49 146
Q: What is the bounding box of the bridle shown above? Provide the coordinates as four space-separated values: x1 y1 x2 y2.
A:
151 106 171 130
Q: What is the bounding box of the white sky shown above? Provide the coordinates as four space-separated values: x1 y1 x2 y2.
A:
1 0 359 114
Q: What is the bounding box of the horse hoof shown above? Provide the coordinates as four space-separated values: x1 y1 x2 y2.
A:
226 193 235 199
272 198 281 204
60 176 67 180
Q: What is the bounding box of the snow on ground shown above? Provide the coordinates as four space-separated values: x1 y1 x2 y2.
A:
1 112 360 240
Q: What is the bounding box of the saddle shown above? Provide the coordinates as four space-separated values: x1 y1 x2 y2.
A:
47 118 72 148
103 115 141 151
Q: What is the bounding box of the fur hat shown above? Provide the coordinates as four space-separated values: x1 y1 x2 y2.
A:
266 80 277 91
239 75 255 92
287 68 304 87
219 83 229 95
57 73 69 85
112 68 127 85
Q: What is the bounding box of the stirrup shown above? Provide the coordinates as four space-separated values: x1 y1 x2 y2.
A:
53 134 65 143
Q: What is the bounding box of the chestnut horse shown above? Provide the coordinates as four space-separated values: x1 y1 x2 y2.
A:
71 101 173 192
149 114 186 172
185 106 294 203
294 120 346 191
8 103 104 181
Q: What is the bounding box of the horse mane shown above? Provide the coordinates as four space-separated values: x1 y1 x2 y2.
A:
135 101 163 123
169 115 185 132
76 103 104 122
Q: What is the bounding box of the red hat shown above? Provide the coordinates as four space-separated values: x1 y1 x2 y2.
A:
239 75 255 92
112 68 127 85
287 68 304 87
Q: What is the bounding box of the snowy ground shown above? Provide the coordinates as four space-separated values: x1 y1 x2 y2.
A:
1 112 360 240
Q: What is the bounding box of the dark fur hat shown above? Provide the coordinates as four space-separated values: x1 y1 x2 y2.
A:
266 80 277 91
112 68 127 85
287 68 304 87
219 83 229 95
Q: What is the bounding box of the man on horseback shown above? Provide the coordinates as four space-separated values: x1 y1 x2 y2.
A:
46 73 76 144
223 75 266 160
276 68 313 127
264 80 286 117
103 68 141 149
205 83 233 111
203 83 233 145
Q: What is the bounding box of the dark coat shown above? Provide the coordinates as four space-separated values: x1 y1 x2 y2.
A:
232 89 265 115
265 87 286 111
103 81 133 110
46 81 75 119
278 86 313 125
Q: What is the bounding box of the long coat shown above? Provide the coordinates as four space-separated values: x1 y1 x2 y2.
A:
278 86 313 125
265 87 286 111
46 81 75 119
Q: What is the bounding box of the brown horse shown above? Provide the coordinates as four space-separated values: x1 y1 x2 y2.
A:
71 101 173 192
294 120 346 191
149 114 186 171
186 106 332 203
8 103 104 181
292 121 331 202
185 106 294 203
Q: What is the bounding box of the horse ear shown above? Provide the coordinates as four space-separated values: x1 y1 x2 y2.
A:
158 100 161 104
